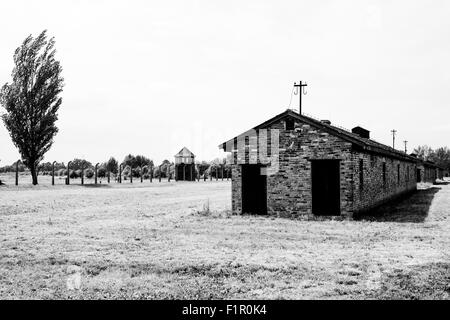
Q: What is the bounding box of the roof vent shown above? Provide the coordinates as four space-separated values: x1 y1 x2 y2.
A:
321 120 331 125
352 126 370 139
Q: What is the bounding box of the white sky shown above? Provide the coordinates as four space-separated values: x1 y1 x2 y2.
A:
1 0 450 165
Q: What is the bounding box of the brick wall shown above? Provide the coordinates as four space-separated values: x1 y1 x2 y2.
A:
351 151 417 213
230 116 418 218
231 165 242 214
231 118 353 217
417 164 438 183
264 119 354 218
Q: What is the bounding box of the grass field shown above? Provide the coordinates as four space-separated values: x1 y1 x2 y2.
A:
0 173 449 299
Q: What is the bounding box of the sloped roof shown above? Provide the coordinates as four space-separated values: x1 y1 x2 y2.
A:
175 147 195 158
219 109 418 163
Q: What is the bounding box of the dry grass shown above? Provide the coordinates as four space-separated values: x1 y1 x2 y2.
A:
0 175 449 299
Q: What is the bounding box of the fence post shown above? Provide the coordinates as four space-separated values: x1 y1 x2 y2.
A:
141 167 143 183
81 167 84 185
216 167 218 181
119 164 122 183
150 167 153 183
94 163 99 184
221 166 224 181
159 165 162 182
66 161 72 185
130 166 133 183
52 161 56 185
107 171 110 183
15 160 19 186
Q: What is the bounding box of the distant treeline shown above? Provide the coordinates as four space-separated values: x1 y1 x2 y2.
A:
0 154 231 179
413 146 450 170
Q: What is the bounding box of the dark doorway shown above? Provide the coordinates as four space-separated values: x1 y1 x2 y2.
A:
311 160 340 216
416 169 421 182
241 164 267 215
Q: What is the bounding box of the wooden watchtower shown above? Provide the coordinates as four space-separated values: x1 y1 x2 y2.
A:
175 147 196 181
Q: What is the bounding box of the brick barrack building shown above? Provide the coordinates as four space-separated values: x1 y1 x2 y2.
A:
220 109 443 218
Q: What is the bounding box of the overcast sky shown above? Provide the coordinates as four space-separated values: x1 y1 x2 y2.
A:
1 0 449 165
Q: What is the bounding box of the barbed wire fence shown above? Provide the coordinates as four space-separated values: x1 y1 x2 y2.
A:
0 160 232 186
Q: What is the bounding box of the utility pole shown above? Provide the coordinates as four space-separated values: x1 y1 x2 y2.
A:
403 140 408 153
391 129 397 149
293 81 307 115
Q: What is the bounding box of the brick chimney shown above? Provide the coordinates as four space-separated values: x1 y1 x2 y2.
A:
352 126 370 139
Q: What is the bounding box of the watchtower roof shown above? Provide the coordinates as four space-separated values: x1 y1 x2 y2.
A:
174 147 195 158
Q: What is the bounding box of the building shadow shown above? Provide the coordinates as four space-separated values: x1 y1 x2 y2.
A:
354 187 440 223
80 184 111 188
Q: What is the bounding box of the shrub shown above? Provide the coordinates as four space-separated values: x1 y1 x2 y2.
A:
195 199 211 216
98 167 106 178
132 168 141 178
85 168 94 179
69 170 78 179
122 167 131 177
58 169 66 176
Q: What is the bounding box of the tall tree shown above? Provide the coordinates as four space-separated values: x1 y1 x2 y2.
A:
0 30 64 185
413 145 450 170
105 157 119 174
122 154 137 168
430 147 450 169
69 158 92 171
413 145 434 161
122 154 153 169
135 155 153 168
